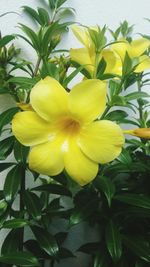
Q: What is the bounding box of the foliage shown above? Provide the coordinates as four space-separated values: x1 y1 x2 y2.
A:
0 0 150 266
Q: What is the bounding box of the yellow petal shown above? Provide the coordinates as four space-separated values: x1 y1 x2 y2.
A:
63 139 98 186
130 38 150 58
134 55 150 73
79 120 124 164
29 139 64 176
111 40 129 61
70 48 94 75
102 49 122 74
12 111 51 146
69 79 107 123
71 25 89 47
30 76 68 122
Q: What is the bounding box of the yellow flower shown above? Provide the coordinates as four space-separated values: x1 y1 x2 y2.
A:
12 77 124 186
70 25 121 77
124 128 150 139
111 38 150 73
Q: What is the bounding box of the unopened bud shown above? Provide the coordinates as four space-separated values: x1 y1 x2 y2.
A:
124 128 150 139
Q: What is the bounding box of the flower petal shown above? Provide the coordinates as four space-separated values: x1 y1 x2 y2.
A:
30 76 68 122
12 111 52 146
71 25 89 47
29 139 64 176
69 79 107 123
130 38 150 58
70 48 94 75
63 139 98 186
111 40 129 61
134 55 150 73
79 120 124 164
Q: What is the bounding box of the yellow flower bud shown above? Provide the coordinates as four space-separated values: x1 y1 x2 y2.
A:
124 128 150 139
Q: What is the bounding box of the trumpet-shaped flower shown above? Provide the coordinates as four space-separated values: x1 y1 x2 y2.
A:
111 38 150 73
70 25 121 77
12 77 124 186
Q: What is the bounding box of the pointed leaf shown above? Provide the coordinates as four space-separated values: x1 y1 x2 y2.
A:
0 251 39 266
23 191 42 220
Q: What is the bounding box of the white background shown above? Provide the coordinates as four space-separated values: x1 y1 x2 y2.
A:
0 1 150 267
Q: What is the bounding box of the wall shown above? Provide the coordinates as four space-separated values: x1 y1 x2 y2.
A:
0 1 150 267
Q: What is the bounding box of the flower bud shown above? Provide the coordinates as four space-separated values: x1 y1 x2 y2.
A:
124 128 150 139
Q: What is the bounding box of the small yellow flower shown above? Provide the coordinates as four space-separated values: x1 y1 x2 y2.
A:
12 77 124 186
111 38 150 73
124 128 150 139
70 25 120 77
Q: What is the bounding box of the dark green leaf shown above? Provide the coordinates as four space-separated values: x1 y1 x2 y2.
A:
3 219 29 229
125 91 150 101
1 229 21 254
105 110 128 122
94 176 115 206
0 251 39 266
78 242 99 254
94 252 111 267
122 52 132 76
22 6 41 25
23 191 42 220
114 194 150 209
0 136 15 160
4 165 24 203
31 226 59 257
0 199 7 216
14 140 29 165
105 221 122 262
58 247 75 259
123 236 150 262
0 107 19 133
0 163 15 173
32 184 72 197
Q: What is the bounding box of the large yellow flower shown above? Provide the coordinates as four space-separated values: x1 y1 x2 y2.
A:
70 25 121 77
111 38 150 73
12 77 124 186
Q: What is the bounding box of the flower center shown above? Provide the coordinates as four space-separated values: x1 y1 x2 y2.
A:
61 117 81 135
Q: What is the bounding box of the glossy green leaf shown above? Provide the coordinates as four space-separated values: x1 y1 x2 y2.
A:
0 136 15 160
114 194 150 209
32 184 72 197
14 140 29 165
1 229 21 254
125 91 150 101
78 242 99 254
105 110 128 122
105 221 122 262
0 251 39 266
22 6 41 24
0 163 15 173
4 165 24 203
3 218 29 229
94 176 115 206
0 199 8 216
122 52 132 76
0 107 18 133
31 225 59 257
23 191 42 220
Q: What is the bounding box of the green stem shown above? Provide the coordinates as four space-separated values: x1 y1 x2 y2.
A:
93 51 100 78
19 167 26 251
33 56 41 77
137 78 143 123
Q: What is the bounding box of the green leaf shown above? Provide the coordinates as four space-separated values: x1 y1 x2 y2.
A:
0 199 8 216
78 242 99 254
94 252 111 267
96 57 107 77
0 136 15 160
105 110 128 122
31 225 59 257
0 163 15 173
4 165 24 203
8 76 38 88
0 88 9 94
123 236 150 262
0 35 15 48
114 194 150 209
0 251 39 266
125 91 150 101
22 6 41 25
1 229 21 254
63 65 88 87
105 221 122 262
23 191 42 220
0 107 19 133
3 219 29 229
38 8 50 26
122 52 132 76
40 62 59 80
58 247 75 259
94 176 115 207
32 184 72 197
19 24 40 51
14 140 29 165
71 60 92 79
